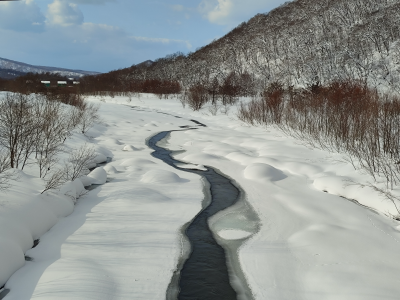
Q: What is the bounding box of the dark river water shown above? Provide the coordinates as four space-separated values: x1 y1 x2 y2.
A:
147 129 240 300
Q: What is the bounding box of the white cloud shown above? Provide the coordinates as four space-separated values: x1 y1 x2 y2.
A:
0 1 194 72
0 0 45 32
47 0 84 26
198 0 286 26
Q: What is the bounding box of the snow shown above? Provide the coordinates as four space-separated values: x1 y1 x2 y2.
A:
122 144 138 151
141 169 188 184
2 93 400 300
217 229 253 240
243 163 287 182
87 167 107 185
0 57 99 78
59 179 86 201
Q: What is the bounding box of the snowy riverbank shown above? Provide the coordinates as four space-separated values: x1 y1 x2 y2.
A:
2 94 400 299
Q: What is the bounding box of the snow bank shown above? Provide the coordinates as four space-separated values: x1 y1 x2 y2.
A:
4 94 400 300
87 167 107 185
122 144 138 151
120 157 155 166
0 189 74 288
103 165 118 174
141 170 187 184
217 229 253 240
60 179 85 201
243 163 286 182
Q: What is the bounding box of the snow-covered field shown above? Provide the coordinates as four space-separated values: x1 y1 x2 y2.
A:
2 94 400 300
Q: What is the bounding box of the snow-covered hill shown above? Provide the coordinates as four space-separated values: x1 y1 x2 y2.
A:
105 0 400 94
0 57 100 79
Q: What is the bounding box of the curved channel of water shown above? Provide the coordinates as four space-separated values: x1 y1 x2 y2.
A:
148 130 242 300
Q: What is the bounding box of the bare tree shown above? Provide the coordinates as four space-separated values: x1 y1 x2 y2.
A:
77 103 100 135
0 151 17 191
33 97 73 178
0 93 38 169
41 145 96 194
41 167 66 194
62 144 96 182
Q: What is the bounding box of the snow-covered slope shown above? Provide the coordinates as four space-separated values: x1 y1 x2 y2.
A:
0 57 100 78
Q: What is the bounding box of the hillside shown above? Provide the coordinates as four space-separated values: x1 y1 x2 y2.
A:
87 0 400 94
0 57 100 79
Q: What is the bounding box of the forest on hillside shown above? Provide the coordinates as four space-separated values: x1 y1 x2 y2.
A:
77 0 400 96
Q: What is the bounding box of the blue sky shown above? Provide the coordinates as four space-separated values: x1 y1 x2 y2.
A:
0 0 286 72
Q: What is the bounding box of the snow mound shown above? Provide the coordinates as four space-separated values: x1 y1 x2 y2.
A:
0 240 24 288
217 229 253 240
130 187 171 202
144 123 157 127
141 170 187 184
243 163 286 182
31 259 117 299
204 143 238 156
122 145 138 151
79 175 92 187
60 179 85 200
103 165 118 174
87 167 107 185
105 138 123 145
225 152 254 165
120 158 155 166
93 153 107 164
94 145 113 157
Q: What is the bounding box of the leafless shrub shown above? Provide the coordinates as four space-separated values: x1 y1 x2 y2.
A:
62 144 96 182
344 179 400 217
187 84 209 111
238 80 400 204
220 104 231 115
41 145 96 194
0 93 38 169
77 102 100 135
41 167 66 194
32 97 74 178
208 102 220 115
177 91 187 108
0 151 17 191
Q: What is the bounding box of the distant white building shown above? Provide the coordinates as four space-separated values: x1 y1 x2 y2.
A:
57 81 67 86
73 81 80 85
41 81 51 87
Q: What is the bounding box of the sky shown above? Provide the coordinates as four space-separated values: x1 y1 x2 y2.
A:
0 0 287 73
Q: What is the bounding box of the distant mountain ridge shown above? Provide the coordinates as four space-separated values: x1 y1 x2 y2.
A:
0 68 27 80
0 57 101 79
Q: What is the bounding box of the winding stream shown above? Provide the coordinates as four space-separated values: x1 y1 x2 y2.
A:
147 129 246 300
